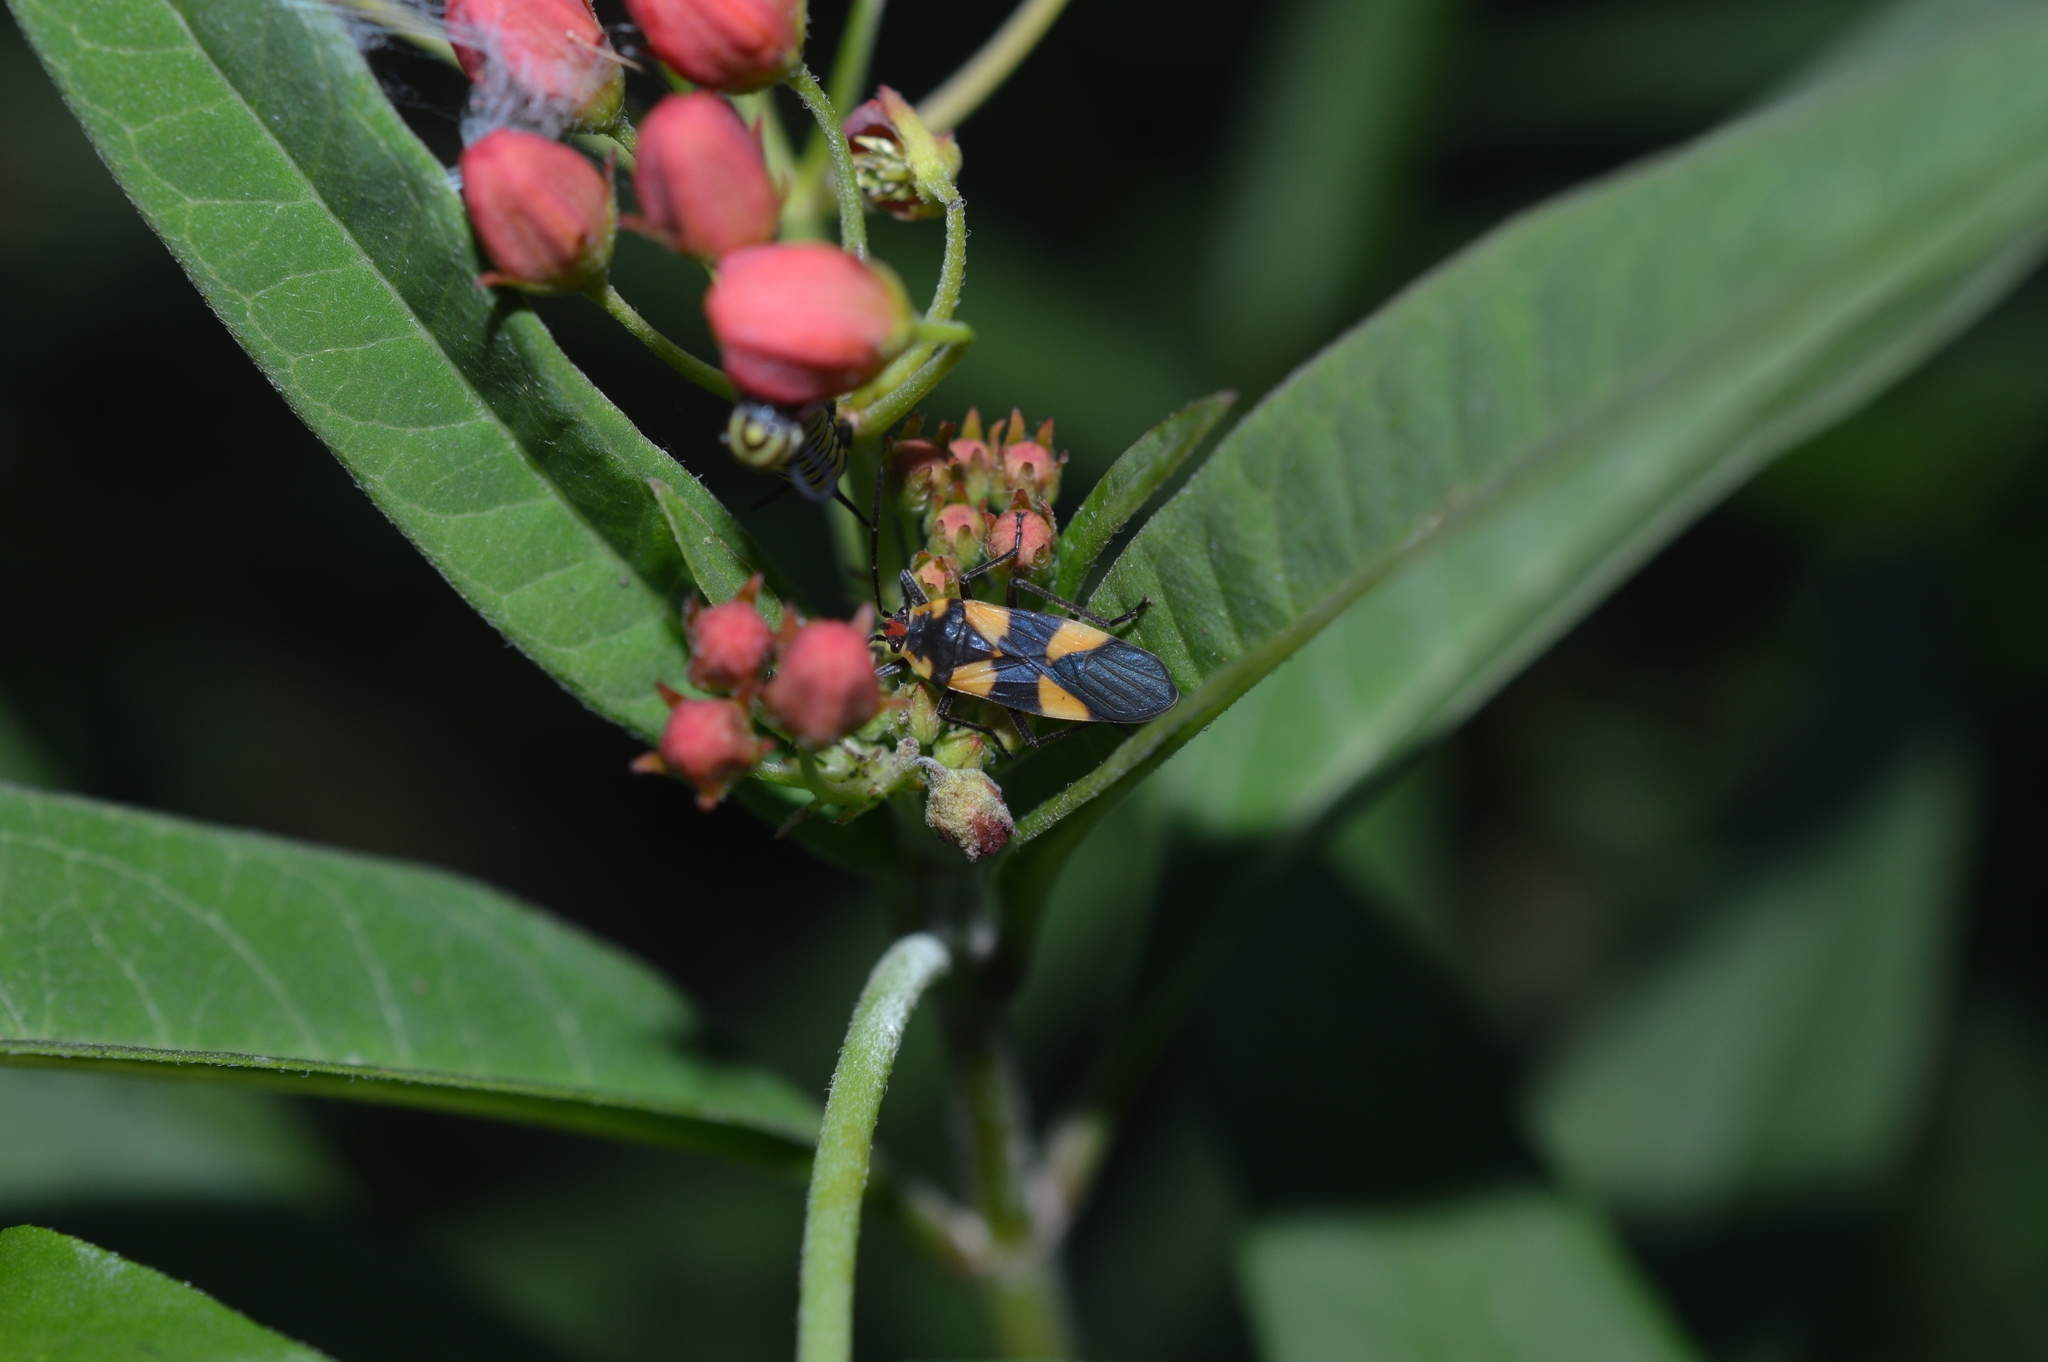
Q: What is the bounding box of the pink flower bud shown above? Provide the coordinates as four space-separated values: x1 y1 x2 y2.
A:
630 93 779 261
446 0 623 128
461 129 614 293
623 0 803 93
917 758 1012 861
684 577 775 694
930 502 989 567
999 440 1065 502
659 697 768 810
986 495 1055 573
890 437 952 515
763 611 882 746
703 244 914 405
907 550 960 602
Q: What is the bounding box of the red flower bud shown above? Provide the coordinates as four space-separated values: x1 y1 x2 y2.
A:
658 697 768 810
630 93 779 261
684 578 775 694
999 440 1065 502
917 758 1012 861
762 611 882 746
930 502 989 567
623 0 803 93
703 244 914 405
986 497 1055 573
461 129 614 292
447 0 623 128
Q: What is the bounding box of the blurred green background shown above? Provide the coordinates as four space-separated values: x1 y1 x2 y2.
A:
3 0 2046 1357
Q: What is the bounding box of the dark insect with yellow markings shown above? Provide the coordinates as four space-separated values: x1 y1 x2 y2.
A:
723 400 869 522
873 512 1179 748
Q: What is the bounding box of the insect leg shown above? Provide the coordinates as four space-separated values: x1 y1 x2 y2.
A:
1008 578 1153 631
833 487 872 528
933 689 1010 750
960 512 1026 594
869 457 886 613
874 661 905 679
1007 709 1082 749
749 482 794 512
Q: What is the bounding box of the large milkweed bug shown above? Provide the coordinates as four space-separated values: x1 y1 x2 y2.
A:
869 475 1179 748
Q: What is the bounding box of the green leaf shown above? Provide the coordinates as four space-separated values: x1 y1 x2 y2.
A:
1239 1190 1700 1362
649 478 790 626
0 1225 328 1362
1007 3 2048 867
8 0 771 745
0 785 817 1165
1052 393 1236 603
1528 746 1972 1220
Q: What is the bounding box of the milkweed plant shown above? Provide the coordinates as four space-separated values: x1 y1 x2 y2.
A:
4 0 2048 1354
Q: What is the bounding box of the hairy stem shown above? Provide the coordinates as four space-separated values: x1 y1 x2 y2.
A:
916 0 1076 133
587 283 733 399
851 342 971 436
798 934 954 1362
786 65 869 259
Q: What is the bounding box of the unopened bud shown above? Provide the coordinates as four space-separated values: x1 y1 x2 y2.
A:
447 0 624 130
906 684 942 745
890 437 952 516
930 502 989 567
932 726 993 770
763 610 882 746
658 697 768 810
986 494 1055 574
907 550 960 602
461 129 614 293
999 439 1065 503
947 439 995 507
704 244 915 405
622 0 803 93
843 88 962 221
629 92 779 261
917 758 1012 861
684 575 775 694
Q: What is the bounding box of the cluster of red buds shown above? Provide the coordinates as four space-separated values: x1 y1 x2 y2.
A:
635 576 897 811
447 0 918 408
891 407 1067 600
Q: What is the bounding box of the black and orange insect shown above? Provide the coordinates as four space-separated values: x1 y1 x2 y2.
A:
872 511 1179 748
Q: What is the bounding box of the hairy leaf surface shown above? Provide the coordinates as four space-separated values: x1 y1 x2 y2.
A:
1008 5 2048 878
8 0 768 742
0 1225 328 1361
0 786 817 1163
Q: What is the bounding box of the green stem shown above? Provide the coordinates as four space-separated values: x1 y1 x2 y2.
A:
786 65 869 259
825 0 890 117
916 0 1076 132
931 196 969 322
798 934 955 1362
852 342 971 436
587 283 734 400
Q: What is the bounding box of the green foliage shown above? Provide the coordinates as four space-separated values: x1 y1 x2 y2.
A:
0 785 816 1163
1052 392 1236 602
7 0 765 744
0 1225 327 1361
1238 1191 1700 1362
1022 0 2048 849
1531 745 1972 1220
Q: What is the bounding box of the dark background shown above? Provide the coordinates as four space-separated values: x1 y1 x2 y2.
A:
3 0 2046 1357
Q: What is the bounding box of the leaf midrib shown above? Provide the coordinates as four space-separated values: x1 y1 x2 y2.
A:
146 0 672 619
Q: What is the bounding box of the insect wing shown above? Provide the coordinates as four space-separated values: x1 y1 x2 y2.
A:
1046 635 1178 723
